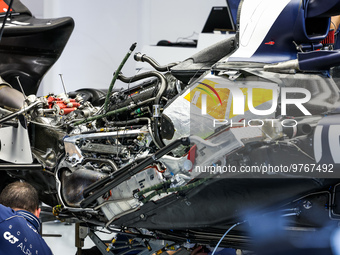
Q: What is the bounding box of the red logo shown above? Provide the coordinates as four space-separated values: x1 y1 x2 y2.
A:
0 0 12 13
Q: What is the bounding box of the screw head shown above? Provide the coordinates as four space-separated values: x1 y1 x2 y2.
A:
303 200 312 210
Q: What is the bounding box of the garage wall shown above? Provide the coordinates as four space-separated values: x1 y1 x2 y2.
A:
20 0 226 95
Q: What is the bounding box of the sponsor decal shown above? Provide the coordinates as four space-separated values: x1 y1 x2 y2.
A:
0 0 11 13
3 231 19 244
185 79 311 128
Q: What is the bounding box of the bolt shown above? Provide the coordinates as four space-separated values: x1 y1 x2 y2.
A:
303 200 312 210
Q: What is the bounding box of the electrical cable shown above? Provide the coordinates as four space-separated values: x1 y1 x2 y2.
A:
211 221 246 255
277 141 314 161
210 207 299 255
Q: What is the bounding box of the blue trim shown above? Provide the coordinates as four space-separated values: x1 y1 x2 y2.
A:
229 0 336 64
227 0 241 28
16 210 41 233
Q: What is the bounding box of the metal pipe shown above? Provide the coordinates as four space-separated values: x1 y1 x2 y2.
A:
105 117 162 149
0 163 43 171
134 52 179 72
0 100 41 124
73 97 155 126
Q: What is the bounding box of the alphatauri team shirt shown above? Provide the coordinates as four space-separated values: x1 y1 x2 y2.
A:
0 204 53 255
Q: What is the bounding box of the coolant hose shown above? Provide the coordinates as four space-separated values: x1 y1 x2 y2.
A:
153 118 165 148
118 71 167 104
134 52 179 72
74 104 135 126
75 62 168 148
118 71 168 148
104 42 137 113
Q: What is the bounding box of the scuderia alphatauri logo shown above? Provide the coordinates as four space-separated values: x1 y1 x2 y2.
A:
185 79 311 128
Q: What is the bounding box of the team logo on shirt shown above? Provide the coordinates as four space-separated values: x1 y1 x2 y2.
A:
3 231 19 244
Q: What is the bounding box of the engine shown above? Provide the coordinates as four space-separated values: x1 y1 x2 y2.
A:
2 48 338 230
2 60 193 225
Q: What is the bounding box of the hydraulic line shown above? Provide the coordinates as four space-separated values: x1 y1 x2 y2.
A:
211 221 246 255
73 104 135 126
209 208 299 254
103 42 137 113
134 52 179 72
99 118 147 128
73 97 155 126
0 100 41 124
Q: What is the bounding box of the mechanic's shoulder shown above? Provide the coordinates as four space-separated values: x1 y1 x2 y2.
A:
0 204 17 221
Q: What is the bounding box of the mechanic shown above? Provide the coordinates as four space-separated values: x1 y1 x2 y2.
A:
331 15 340 49
331 15 340 31
0 181 53 255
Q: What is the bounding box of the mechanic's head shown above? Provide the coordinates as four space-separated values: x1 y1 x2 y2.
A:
0 181 40 217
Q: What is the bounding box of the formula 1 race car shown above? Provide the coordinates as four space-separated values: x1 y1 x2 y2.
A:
1 0 340 254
